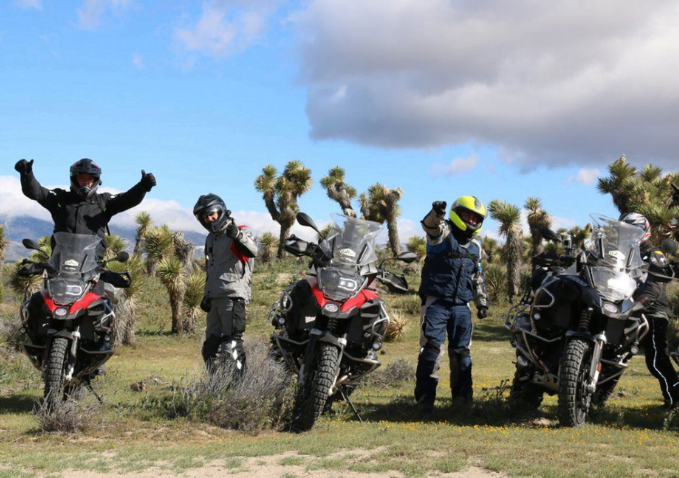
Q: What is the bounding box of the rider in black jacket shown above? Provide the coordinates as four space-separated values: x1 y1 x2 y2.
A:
15 158 156 248
15 158 156 339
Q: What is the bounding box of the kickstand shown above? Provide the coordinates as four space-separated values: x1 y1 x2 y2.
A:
339 388 364 423
86 382 103 403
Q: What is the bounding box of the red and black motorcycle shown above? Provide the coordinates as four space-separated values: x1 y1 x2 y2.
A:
269 212 416 431
19 232 130 403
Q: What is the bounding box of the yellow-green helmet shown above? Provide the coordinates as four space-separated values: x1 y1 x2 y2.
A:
449 196 487 237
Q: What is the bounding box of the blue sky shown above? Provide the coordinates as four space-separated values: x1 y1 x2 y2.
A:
2 0 676 240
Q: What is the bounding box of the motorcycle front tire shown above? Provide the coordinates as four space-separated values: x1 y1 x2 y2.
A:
558 338 593 427
44 336 69 406
291 343 340 432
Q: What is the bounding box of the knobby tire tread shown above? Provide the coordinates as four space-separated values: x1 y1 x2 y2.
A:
558 338 591 427
44 337 68 404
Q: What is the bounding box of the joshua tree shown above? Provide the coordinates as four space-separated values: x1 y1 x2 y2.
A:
106 235 127 257
359 183 403 256
257 232 278 264
143 225 174 276
406 236 427 262
320 166 357 217
7 237 51 299
157 255 187 334
0 225 8 301
598 156 679 242
183 271 206 335
108 254 144 345
254 161 313 258
480 236 499 264
488 200 524 301
134 212 153 256
524 197 552 258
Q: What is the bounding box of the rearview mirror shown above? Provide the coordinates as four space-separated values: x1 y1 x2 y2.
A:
116 251 130 263
661 238 678 256
296 212 321 236
397 251 418 263
540 228 561 243
22 238 41 251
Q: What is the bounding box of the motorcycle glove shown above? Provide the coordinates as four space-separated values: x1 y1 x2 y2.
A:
477 307 489 319
200 296 212 313
15 159 34 175
432 201 448 216
140 170 156 191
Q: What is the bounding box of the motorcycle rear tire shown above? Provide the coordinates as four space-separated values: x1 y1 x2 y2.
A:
558 338 592 427
44 336 69 405
291 343 340 432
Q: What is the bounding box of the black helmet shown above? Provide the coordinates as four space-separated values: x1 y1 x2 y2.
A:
193 193 230 233
70 158 102 199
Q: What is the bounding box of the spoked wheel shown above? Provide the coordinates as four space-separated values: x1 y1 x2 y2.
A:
44 337 69 407
558 338 593 427
291 343 340 432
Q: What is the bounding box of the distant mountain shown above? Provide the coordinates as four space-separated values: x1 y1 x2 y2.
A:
1 215 206 263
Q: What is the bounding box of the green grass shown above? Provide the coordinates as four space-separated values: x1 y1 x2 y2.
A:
1 260 679 477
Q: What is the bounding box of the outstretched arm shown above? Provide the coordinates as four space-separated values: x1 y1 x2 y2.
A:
421 201 451 246
105 170 156 217
15 159 59 210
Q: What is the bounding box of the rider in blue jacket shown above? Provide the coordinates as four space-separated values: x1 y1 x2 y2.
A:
415 197 490 411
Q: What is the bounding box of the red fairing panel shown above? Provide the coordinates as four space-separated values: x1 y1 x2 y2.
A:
41 290 57 312
341 290 378 313
69 292 101 314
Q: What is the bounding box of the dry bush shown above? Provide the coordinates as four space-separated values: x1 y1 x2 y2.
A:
168 337 294 434
0 314 23 351
34 389 102 433
385 311 408 342
365 358 414 388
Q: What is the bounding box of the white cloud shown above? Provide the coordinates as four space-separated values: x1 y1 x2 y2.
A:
430 155 479 176
293 0 679 168
16 0 43 10
77 0 131 30
132 53 143 69
567 167 601 186
175 0 280 59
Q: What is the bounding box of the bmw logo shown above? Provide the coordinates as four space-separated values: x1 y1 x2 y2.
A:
324 303 340 313
54 308 68 318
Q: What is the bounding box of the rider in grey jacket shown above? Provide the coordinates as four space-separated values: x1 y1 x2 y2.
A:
194 194 258 371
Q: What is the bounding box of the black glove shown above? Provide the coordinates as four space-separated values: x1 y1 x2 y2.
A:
477 307 488 319
200 296 212 313
225 219 239 239
15 159 34 175
432 201 447 216
140 170 156 191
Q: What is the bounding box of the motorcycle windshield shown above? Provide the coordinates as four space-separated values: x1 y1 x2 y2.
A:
48 232 103 276
584 215 645 302
320 214 384 267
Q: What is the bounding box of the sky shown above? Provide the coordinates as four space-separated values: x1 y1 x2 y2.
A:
2 0 678 242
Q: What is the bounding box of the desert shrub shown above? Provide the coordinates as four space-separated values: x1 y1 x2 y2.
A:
34 389 102 433
167 338 293 434
365 358 415 388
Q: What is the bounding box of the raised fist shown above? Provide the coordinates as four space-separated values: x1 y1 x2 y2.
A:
432 201 447 216
14 159 34 175
140 170 156 191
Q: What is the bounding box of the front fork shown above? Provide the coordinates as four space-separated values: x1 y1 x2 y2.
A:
585 332 607 394
298 325 346 390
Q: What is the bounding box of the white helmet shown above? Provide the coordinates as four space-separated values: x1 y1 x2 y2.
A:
620 212 651 243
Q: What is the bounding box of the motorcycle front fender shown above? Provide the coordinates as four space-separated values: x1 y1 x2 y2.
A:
565 330 595 343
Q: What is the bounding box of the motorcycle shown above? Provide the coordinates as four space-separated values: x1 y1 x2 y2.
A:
506 215 650 426
269 212 417 431
18 232 131 403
